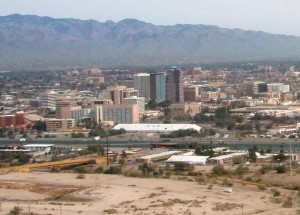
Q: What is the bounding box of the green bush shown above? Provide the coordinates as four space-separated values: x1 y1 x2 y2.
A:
104 166 122 174
74 166 87 174
212 165 228 176
8 206 22 215
276 165 287 174
235 165 249 175
174 163 195 172
95 166 103 173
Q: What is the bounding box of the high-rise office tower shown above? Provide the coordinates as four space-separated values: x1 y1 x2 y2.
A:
150 72 166 102
55 98 77 119
134 73 150 99
166 67 184 103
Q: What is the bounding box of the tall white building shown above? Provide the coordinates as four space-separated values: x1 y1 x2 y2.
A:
134 73 150 100
267 83 290 93
40 91 57 110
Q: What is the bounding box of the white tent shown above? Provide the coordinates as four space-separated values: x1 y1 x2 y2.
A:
166 155 209 165
113 124 201 133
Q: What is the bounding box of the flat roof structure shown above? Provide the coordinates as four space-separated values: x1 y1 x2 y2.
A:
138 151 182 162
167 155 209 165
113 124 201 132
208 152 248 164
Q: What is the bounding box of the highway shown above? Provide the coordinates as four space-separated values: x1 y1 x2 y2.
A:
1 137 300 150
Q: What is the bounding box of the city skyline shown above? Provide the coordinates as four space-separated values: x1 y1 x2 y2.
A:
1 0 300 36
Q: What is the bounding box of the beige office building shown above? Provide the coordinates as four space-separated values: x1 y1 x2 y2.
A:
171 103 201 118
105 86 139 105
46 118 76 131
56 98 77 118
102 104 139 124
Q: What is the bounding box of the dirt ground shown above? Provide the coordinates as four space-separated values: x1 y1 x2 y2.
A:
0 172 299 215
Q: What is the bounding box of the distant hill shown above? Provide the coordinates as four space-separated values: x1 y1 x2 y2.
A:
1 14 300 70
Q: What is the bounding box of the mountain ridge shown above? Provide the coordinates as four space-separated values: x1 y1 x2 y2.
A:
1 14 300 70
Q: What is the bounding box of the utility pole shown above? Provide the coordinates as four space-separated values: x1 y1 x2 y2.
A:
106 132 109 166
289 142 292 176
242 203 244 215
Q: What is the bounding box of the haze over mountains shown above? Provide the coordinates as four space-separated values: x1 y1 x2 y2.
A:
1 14 300 70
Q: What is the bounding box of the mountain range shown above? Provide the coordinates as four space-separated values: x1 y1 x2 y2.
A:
1 14 300 70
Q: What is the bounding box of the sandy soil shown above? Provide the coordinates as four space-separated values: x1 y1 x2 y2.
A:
0 172 299 215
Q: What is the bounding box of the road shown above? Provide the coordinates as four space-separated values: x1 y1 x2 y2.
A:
1 137 300 150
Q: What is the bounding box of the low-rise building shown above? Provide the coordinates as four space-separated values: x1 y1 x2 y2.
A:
170 103 201 118
208 152 248 164
46 118 75 131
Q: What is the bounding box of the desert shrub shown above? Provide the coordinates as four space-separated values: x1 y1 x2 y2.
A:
88 159 96 164
245 176 252 182
95 166 103 173
174 163 195 172
118 158 125 166
8 206 22 215
271 188 281 197
195 176 206 185
74 166 87 174
222 179 233 187
103 208 118 214
212 165 228 176
235 165 249 175
76 174 85 179
259 165 273 175
282 196 293 208
125 171 143 177
187 171 203 176
276 165 287 174
165 171 172 178
104 166 122 174
257 184 266 191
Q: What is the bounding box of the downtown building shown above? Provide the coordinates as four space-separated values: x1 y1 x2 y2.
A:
150 72 166 102
166 67 184 103
39 91 57 111
133 73 151 100
105 86 139 104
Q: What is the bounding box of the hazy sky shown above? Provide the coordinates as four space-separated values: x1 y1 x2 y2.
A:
1 0 300 36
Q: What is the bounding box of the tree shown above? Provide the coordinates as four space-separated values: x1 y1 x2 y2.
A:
121 150 128 159
255 122 261 131
274 153 287 163
248 145 258 162
138 163 155 175
159 100 171 108
146 100 157 110
32 121 46 131
18 153 32 164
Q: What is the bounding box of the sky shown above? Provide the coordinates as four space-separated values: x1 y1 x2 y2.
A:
1 0 300 36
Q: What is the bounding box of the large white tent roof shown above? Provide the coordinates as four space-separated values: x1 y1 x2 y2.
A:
113 124 201 132
167 155 209 165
